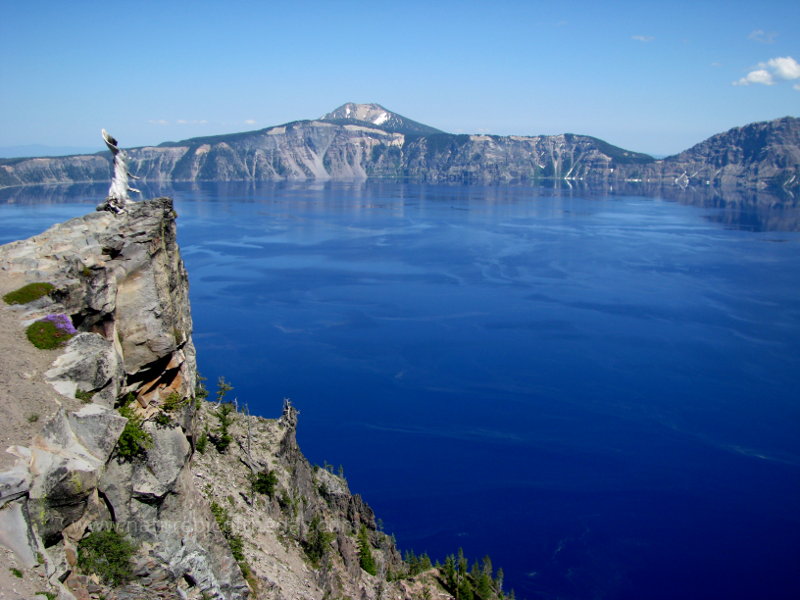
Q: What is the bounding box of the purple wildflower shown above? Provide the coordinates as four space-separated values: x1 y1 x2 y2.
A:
42 313 78 335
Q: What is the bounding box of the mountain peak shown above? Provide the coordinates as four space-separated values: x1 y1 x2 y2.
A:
320 102 444 135
323 103 392 125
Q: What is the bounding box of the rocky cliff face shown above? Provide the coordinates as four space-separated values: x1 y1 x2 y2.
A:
0 199 463 600
612 116 800 190
0 198 196 406
0 153 112 189
0 199 243 600
188 400 429 600
2 106 796 193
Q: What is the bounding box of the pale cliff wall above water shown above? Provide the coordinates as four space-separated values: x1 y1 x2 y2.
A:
1 109 797 193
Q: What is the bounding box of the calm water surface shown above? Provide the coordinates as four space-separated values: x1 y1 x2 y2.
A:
2 182 799 600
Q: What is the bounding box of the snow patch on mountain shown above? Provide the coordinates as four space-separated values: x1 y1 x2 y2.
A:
320 103 445 135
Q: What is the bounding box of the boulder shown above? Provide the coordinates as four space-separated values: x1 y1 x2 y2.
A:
131 422 191 502
45 333 124 407
24 406 126 543
0 463 30 508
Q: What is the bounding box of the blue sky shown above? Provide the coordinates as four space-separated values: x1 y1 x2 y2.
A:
1 0 798 156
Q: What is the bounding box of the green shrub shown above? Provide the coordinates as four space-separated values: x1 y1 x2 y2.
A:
162 391 189 412
358 525 377 575
154 412 172 427
196 431 208 454
211 403 234 453
10 567 23 578
75 389 95 403
3 282 54 305
404 549 433 576
210 501 246 562
303 515 335 567
210 501 226 525
278 491 292 511
457 579 475 600
116 396 152 459
436 549 505 600
252 470 278 497
77 529 137 586
25 314 76 349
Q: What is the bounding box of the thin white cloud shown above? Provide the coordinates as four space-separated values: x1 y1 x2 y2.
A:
148 119 169 126
632 35 654 42
244 119 256 125
734 56 800 88
748 29 777 44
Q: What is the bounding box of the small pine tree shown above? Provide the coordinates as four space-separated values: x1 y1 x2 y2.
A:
476 572 494 599
116 395 152 459
471 559 481 580
482 555 493 578
443 554 457 589
215 376 234 404
420 552 432 571
443 553 453 573
404 548 432 577
458 578 475 600
195 373 209 399
212 403 234 452
252 470 278 497
457 548 468 577
77 529 137 586
303 515 334 566
358 525 377 576
196 430 208 454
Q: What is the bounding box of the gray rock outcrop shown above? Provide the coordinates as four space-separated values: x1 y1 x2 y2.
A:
0 198 244 599
0 197 196 405
612 116 800 191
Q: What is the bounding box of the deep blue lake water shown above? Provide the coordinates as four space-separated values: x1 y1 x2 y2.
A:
2 182 799 600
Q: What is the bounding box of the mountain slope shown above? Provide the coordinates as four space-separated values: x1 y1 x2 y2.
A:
0 105 796 192
611 116 800 189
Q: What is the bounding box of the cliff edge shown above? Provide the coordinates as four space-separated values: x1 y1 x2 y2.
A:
0 198 244 600
0 199 495 600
